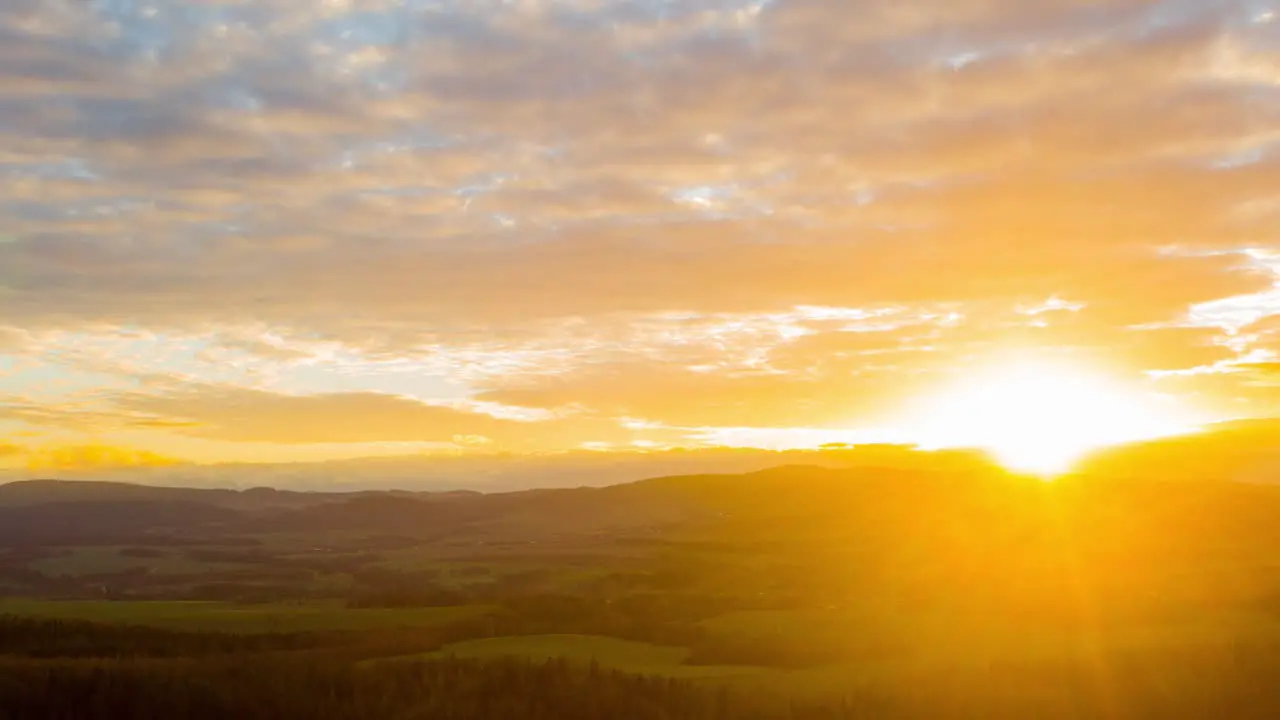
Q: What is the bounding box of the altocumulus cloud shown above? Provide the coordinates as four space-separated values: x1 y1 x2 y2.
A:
0 0 1278 458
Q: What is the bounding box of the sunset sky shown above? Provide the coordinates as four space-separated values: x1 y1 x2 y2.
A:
1 0 1279 472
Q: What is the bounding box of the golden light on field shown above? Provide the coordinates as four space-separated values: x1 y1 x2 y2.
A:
895 360 1201 475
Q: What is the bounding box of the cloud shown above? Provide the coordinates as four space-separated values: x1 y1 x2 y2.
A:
1239 363 1280 383
1154 367 1280 419
478 360 925 429
0 328 30 353
0 0 1276 457
964 319 1238 373
1 225 1267 340
1245 314 1280 336
114 386 522 444
1243 314 1280 355
473 305 1248 428
24 444 185 471
0 437 183 470
0 402 169 432
97 384 687 450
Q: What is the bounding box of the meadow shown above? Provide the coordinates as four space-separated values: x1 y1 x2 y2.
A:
0 598 494 634
411 633 764 678
5 467 1280 717
30 546 247 577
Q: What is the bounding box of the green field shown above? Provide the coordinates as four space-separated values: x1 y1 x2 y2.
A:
30 547 244 577
703 605 1280 658
690 604 1280 706
415 634 764 679
369 550 620 591
0 598 495 634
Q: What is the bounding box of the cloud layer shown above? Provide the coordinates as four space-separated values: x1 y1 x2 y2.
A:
0 0 1278 463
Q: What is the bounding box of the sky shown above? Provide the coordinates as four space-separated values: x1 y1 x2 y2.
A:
1 0 1279 472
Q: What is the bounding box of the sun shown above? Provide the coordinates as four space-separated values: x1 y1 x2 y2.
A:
894 360 1200 476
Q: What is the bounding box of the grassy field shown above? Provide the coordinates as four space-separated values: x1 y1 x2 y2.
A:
30 547 243 577
369 550 621 590
6 600 1280 713
693 605 1280 706
0 598 496 634
412 634 764 679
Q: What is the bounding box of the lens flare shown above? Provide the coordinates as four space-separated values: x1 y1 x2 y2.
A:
894 360 1201 475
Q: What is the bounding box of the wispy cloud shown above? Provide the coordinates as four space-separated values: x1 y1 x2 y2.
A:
1 0 1278 460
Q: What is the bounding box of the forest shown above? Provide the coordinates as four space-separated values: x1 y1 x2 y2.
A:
3 435 1280 718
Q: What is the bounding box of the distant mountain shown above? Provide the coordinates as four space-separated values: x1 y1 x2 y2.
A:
1078 418 1280 484
4 428 1278 551
0 445 993 493
0 501 238 545
0 479 380 512
0 477 704 545
237 485 704 542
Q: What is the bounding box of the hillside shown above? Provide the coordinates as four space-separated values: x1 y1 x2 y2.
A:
4 461 1280 610
5 463 1280 717
1078 418 1280 484
0 479 350 512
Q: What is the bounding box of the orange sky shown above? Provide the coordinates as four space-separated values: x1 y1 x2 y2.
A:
0 0 1278 472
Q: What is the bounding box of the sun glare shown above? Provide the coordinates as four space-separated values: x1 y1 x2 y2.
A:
896 360 1200 476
